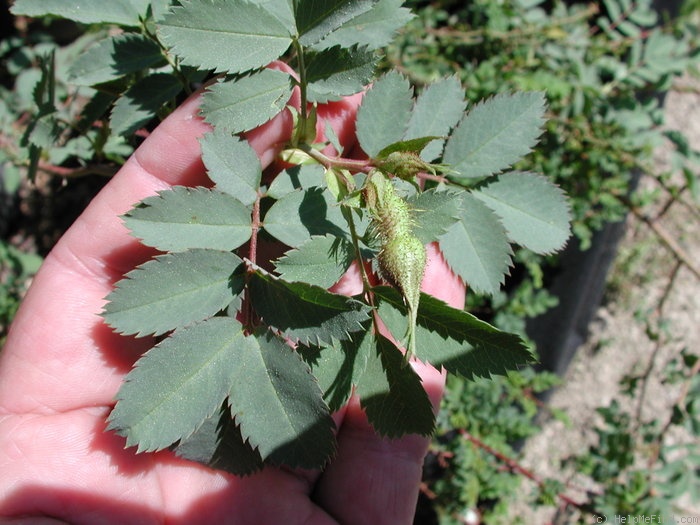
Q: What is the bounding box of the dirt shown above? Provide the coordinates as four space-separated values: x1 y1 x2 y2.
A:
509 76 700 523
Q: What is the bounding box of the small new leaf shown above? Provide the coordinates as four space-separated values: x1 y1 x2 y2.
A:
103 249 243 337
248 269 371 347
443 91 546 179
124 187 252 252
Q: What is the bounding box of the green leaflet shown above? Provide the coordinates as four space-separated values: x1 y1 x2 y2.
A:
295 0 378 48
438 192 513 296
68 34 165 86
107 318 256 453
201 69 293 134
356 332 435 438
356 71 414 157
248 269 371 347
158 0 293 74
110 73 183 136
403 76 467 161
200 129 262 207
407 188 463 245
102 249 243 337
374 286 534 379
305 45 377 103
123 187 252 252
312 0 415 50
472 172 572 255
10 0 145 26
263 186 347 247
443 92 547 179
274 234 354 288
229 332 336 468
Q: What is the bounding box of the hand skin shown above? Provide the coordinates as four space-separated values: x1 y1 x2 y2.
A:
0 86 465 525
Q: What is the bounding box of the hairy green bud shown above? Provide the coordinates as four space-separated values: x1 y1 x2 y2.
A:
364 170 426 360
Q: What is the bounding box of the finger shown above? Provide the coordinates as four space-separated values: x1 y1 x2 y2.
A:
314 245 465 525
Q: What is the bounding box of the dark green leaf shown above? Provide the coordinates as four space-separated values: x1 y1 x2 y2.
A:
295 0 377 48
263 187 347 247
438 192 513 295
472 172 571 254
404 76 467 161
356 333 435 438
103 249 243 337
306 46 377 103
110 73 182 136
159 0 293 74
230 332 335 468
107 318 255 452
11 0 143 26
356 71 413 157
443 92 546 179
172 403 264 476
201 69 293 134
374 286 534 379
407 188 463 245
200 129 262 206
314 0 414 50
124 186 252 252
298 327 372 412
249 269 371 346
274 234 354 288
68 34 164 86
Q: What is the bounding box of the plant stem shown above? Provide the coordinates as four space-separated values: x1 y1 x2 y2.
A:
301 145 372 172
293 39 309 144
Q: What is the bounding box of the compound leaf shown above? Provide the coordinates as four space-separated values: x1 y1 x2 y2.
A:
249 269 371 347
107 317 254 452
229 332 335 469
404 76 467 161
124 187 252 252
68 34 165 86
472 172 571 254
263 187 347 247
295 0 377 48
407 188 462 245
356 71 413 157
356 332 435 438
158 0 293 74
200 129 262 206
103 249 243 337
443 91 546 179
306 46 377 103
374 286 534 379
201 69 293 134
314 0 414 50
274 234 354 288
438 192 513 295
110 73 183 136
11 0 144 26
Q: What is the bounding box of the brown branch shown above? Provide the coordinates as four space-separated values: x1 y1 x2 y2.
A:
37 161 118 178
459 430 587 510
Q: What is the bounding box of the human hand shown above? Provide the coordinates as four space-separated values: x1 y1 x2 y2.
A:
0 87 465 524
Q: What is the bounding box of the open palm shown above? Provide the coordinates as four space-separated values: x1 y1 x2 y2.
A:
0 88 464 525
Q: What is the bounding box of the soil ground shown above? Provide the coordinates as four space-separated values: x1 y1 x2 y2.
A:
510 75 700 523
